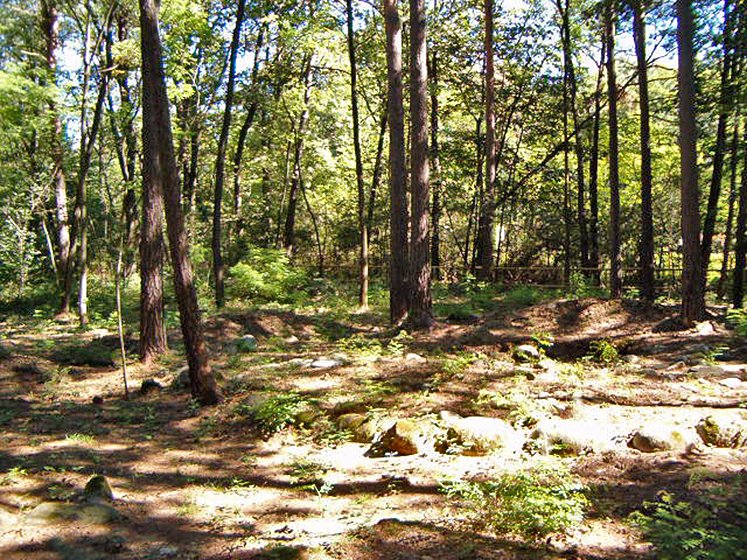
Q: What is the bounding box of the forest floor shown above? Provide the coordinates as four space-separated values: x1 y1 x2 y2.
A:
0 288 746 559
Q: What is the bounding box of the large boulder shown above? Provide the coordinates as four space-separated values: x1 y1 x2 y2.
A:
83 475 113 503
628 426 690 453
372 419 440 456
438 411 522 455
696 416 747 448
530 418 617 455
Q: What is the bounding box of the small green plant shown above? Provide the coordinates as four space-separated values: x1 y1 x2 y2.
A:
228 246 307 303
588 339 619 364
236 392 313 436
440 465 588 541
0 466 28 485
727 308 747 336
286 458 334 496
567 271 603 299
336 333 384 358
65 433 95 445
630 489 747 560
530 331 555 354
387 330 413 356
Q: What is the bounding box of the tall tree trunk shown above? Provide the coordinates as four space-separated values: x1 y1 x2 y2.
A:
476 0 496 281
385 0 409 324
718 116 741 298
408 0 433 327
589 36 605 284
677 0 706 322
633 0 655 301
283 54 313 256
606 2 622 298
41 1 72 316
701 0 737 290
212 0 246 309
140 0 221 405
231 24 265 262
733 119 747 308
430 48 442 281
467 117 483 273
347 0 368 309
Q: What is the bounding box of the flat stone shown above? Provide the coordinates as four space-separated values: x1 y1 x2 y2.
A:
374 419 439 455
310 358 343 369
622 354 640 364
405 353 426 363
718 377 743 389
531 418 617 455
284 335 300 345
0 506 17 527
695 321 715 335
26 502 122 525
689 365 725 377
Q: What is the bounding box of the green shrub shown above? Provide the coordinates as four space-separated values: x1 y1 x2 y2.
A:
502 286 549 307
727 308 747 337
235 392 314 436
441 464 588 541
630 490 747 560
228 247 307 303
588 339 619 363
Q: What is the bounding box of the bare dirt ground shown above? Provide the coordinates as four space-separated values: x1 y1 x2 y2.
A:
0 297 745 559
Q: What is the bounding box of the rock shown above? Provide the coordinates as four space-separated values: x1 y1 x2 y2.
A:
287 358 315 368
83 475 113 503
26 502 122 525
689 365 725 377
628 426 688 453
284 335 300 345
405 353 426 363
170 366 190 389
688 343 711 355
140 379 163 395
293 402 321 426
696 416 747 448
338 413 386 443
538 357 560 373
310 358 343 369
438 411 522 455
237 335 258 352
157 545 179 557
718 377 743 389
513 344 540 362
695 321 715 335
622 354 640 364
0 506 17 527
530 418 616 455
374 419 438 455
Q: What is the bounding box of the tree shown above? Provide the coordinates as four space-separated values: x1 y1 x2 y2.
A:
212 0 246 309
385 0 409 324
475 0 496 281
408 0 433 328
632 0 655 301
347 0 368 309
606 0 622 298
139 0 221 405
677 0 706 323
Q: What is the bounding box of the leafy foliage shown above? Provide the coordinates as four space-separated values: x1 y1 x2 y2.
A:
630 488 747 560
441 464 588 540
228 247 308 303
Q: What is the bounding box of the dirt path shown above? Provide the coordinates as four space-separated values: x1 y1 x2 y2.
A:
0 298 745 559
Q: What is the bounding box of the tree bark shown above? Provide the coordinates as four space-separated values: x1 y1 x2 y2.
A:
283 54 313 256
701 0 736 291
718 116 741 298
430 47 441 281
347 0 368 309
633 0 655 301
385 0 409 324
408 0 433 328
733 119 747 308
606 2 622 298
677 0 707 322
140 0 221 405
589 35 605 284
212 0 247 309
41 1 72 316
476 0 496 281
